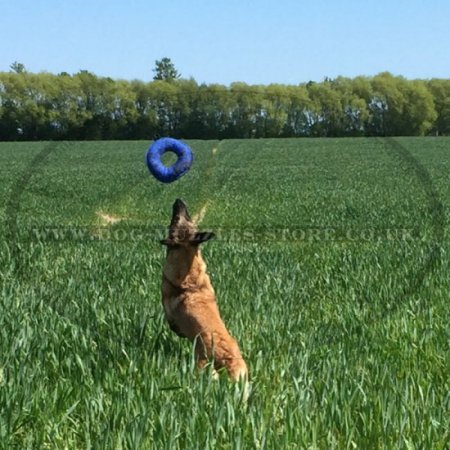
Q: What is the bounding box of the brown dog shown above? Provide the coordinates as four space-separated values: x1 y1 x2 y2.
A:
160 199 248 381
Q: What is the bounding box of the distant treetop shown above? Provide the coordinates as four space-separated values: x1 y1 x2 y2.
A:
153 57 180 81
10 61 26 74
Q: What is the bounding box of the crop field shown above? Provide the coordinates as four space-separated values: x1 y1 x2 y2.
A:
0 138 449 449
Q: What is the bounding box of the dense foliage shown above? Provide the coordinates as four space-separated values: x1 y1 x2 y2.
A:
0 71 449 140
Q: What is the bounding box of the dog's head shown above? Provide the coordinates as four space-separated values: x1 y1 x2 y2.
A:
161 199 215 248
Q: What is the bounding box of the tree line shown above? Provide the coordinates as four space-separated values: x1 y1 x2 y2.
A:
0 70 449 140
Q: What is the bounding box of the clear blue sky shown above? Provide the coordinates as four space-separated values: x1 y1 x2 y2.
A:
1 0 449 85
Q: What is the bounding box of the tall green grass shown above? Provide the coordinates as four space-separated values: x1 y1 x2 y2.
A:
0 138 449 449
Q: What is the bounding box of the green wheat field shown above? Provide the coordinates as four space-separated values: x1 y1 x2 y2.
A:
0 138 449 449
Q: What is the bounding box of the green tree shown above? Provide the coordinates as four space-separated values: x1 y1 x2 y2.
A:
402 80 436 135
259 84 289 137
0 72 49 139
9 61 26 73
149 80 181 135
0 72 24 139
282 85 311 136
427 79 450 135
190 83 233 139
332 77 370 136
228 83 263 138
369 72 404 136
306 80 344 137
152 57 180 81
50 73 91 138
129 80 159 138
0 69 445 140
369 73 436 136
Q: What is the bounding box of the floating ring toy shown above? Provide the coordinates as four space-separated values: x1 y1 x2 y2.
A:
146 137 193 183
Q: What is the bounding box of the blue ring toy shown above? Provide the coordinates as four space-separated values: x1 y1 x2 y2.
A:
146 137 193 183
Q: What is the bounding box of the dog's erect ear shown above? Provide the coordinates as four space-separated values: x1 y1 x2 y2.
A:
190 232 215 245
